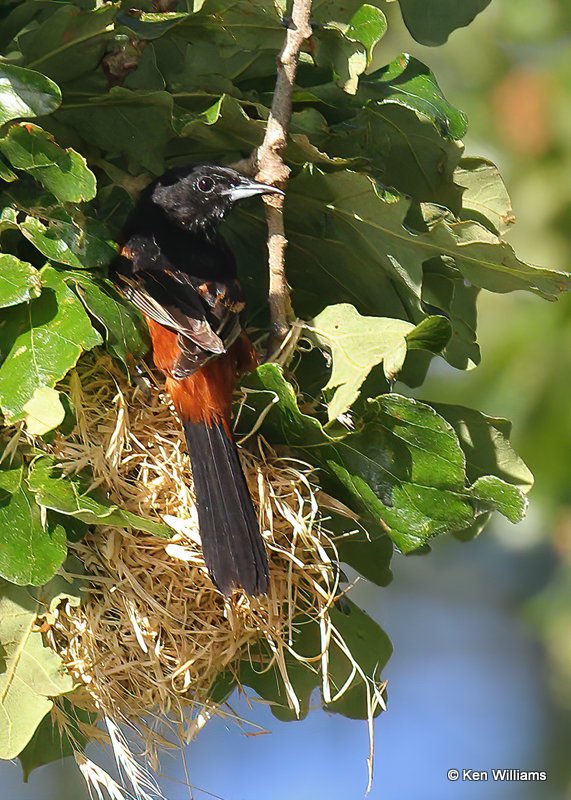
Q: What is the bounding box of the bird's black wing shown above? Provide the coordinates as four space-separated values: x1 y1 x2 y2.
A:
114 239 244 376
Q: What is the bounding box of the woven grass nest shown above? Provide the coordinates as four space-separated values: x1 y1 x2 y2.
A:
38 350 378 794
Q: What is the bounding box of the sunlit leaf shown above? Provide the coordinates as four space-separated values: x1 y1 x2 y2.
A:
0 123 96 203
0 266 102 425
309 303 450 419
66 272 149 366
0 464 67 586
0 254 41 309
27 456 173 539
0 581 73 759
238 364 528 552
0 63 61 127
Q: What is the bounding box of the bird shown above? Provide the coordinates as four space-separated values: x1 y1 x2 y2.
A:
112 163 284 596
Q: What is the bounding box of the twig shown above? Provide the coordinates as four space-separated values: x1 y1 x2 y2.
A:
254 0 314 359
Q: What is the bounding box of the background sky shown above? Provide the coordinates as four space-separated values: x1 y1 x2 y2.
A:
4 1 571 798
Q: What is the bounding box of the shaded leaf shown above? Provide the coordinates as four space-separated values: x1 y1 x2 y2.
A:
239 623 320 722
283 169 570 318
117 10 190 40
325 511 393 586
0 63 61 127
19 4 118 84
430 403 534 490
182 0 284 51
313 0 385 23
57 88 175 173
361 53 468 139
399 0 492 46
326 601 391 717
177 94 265 163
306 54 467 206
0 156 17 183
422 259 481 370
240 600 391 720
0 581 73 759
31 557 84 625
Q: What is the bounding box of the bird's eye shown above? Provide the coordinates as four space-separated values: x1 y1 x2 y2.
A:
197 176 215 193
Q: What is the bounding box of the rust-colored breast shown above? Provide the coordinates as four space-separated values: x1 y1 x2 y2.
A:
146 316 257 431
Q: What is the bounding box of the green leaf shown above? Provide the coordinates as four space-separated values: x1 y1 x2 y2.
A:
469 475 527 524
456 157 515 235
19 211 117 269
0 265 102 425
66 272 149 366
0 123 96 203
0 254 41 309
27 456 173 539
117 10 191 40
361 54 468 139
19 699 95 781
0 63 61 127
240 600 391 720
238 365 528 552
0 581 73 760
0 464 67 586
23 386 66 436
315 5 387 95
177 94 265 163
282 169 570 318
326 601 391 717
19 4 118 84
309 303 450 420
326 511 393 586
398 0 492 46
57 88 175 173
430 403 534 491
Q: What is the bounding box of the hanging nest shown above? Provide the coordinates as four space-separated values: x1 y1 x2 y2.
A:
34 350 380 794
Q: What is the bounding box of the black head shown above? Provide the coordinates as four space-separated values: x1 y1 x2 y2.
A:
150 164 283 234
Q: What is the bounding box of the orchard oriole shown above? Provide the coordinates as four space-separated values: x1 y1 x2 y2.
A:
113 164 283 596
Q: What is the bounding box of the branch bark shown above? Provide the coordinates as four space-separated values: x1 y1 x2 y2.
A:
253 0 313 359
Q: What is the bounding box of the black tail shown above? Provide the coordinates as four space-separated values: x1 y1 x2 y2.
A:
183 419 269 595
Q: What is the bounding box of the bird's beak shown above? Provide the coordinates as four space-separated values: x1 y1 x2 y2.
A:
226 178 285 202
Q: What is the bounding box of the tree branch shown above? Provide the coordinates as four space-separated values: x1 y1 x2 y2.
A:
254 0 313 359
